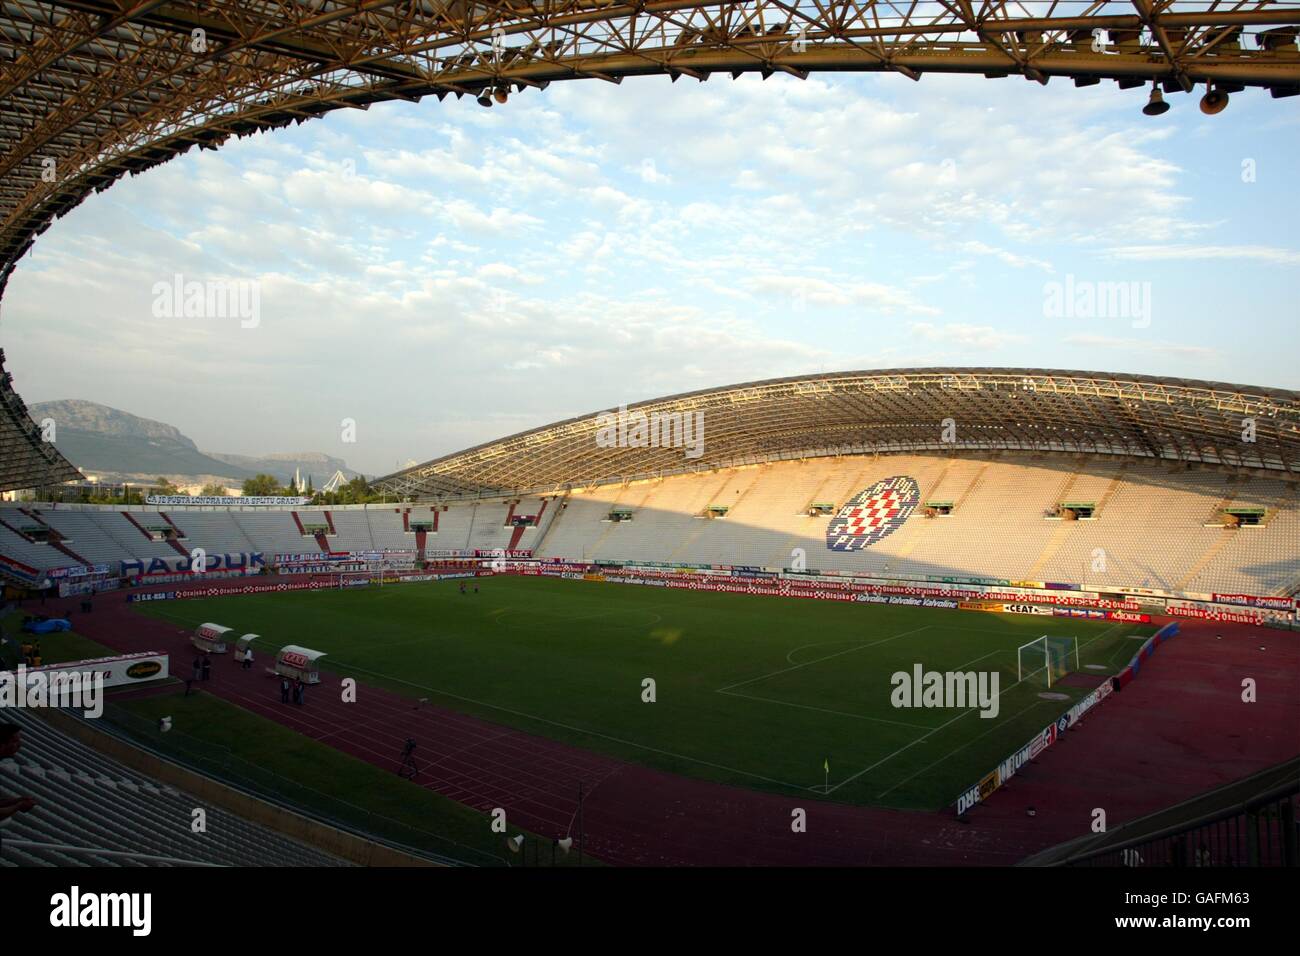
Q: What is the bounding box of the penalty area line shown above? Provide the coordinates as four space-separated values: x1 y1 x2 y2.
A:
716 687 934 730
825 622 1127 796
716 624 934 694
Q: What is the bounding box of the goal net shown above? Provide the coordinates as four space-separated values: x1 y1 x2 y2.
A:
1017 635 1079 687
337 564 385 589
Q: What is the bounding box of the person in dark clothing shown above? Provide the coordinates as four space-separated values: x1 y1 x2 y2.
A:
201 655 211 681
192 656 202 682
294 678 305 706
280 677 291 704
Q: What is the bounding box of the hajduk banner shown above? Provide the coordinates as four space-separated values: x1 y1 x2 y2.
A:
122 552 265 577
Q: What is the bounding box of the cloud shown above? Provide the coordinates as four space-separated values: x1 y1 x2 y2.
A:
1064 334 1213 358
751 275 940 316
910 323 1027 349
1104 244 1300 265
5 69 1295 475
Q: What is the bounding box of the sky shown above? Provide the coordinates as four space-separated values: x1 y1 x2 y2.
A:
2 70 1298 477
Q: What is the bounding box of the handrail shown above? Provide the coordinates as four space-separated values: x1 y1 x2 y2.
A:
1025 757 1300 866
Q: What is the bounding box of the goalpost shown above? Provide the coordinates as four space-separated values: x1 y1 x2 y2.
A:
337 563 385 589
1017 635 1080 687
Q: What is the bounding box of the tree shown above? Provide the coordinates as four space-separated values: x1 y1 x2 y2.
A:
199 483 228 497
242 473 282 497
152 476 180 496
345 476 370 503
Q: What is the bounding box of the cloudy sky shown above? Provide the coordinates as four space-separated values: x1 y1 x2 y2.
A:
3 71 1297 476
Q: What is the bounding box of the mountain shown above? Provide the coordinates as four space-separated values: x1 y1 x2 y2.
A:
29 400 253 482
27 400 357 488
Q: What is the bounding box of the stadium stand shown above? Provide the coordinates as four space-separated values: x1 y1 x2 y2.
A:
327 510 374 551
37 511 174 566
0 519 61 575
369 508 415 551
1 371 1295 596
0 709 348 867
171 510 257 554
530 453 1300 595
2 452 1297 595
2 452 1298 595
226 511 311 555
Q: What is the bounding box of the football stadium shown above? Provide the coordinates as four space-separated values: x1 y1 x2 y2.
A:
0 1 1298 926
3 368 1299 872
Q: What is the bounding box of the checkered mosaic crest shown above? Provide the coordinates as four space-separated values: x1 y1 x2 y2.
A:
826 476 921 552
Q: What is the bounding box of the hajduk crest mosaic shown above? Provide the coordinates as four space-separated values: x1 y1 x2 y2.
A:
826 476 920 551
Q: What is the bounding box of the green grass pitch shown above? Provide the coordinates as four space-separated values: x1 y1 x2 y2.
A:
135 576 1154 809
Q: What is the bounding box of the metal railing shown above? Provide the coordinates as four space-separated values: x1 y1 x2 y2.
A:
1044 762 1300 867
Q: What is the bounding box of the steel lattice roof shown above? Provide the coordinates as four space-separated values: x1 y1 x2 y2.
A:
0 348 82 491
375 368 1300 499
3 5 1298 497
3 2 1300 278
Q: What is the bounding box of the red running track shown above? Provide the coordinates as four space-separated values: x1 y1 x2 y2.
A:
30 581 1300 866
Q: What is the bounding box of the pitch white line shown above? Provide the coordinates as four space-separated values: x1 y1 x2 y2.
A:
716 624 934 694
875 698 1047 799
716 688 933 730
826 622 1128 795
331 659 818 793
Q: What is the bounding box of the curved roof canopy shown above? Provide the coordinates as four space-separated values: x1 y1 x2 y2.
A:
376 368 1300 499
3 2 1300 279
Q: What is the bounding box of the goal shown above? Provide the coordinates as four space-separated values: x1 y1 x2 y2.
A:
337 564 385 589
1017 635 1079 687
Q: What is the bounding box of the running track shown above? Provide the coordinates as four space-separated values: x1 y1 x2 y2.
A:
30 580 1300 866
